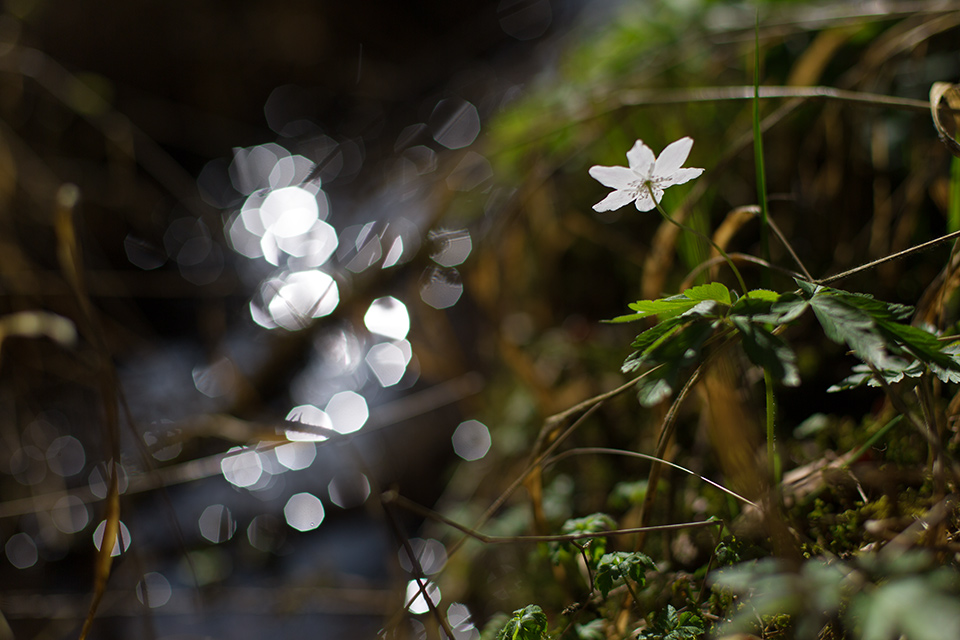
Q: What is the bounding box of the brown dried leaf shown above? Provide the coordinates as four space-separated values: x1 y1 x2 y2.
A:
930 82 960 158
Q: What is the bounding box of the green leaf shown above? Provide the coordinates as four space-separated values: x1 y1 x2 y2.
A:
609 285 730 324
549 513 615 567
630 318 717 407
809 294 898 368
729 291 808 326
732 317 800 386
625 317 687 369
618 296 701 322
594 551 656 599
496 605 548 640
683 282 731 305
744 288 780 301
639 604 705 640
877 322 960 380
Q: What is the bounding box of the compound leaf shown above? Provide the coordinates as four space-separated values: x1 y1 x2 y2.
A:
594 551 656 599
496 605 548 640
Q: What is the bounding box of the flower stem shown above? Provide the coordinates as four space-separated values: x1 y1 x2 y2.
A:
650 186 749 295
764 368 780 484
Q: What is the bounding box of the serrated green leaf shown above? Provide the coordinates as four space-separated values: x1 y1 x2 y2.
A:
549 514 615 567
629 318 718 407
730 291 808 325
809 294 897 368
684 282 731 305
610 286 731 324
732 317 800 386
496 605 548 640
877 321 960 379
745 288 780 301
594 552 656 599
639 604 705 640
625 296 701 320
796 278 820 296
606 311 655 324
627 317 686 361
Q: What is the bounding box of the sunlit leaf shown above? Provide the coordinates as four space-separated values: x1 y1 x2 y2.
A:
549 513 615 567
683 281 731 305
610 296 700 323
593 551 656 599
496 605 548 640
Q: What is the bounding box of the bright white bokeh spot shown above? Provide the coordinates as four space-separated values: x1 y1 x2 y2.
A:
364 296 410 340
383 236 404 269
227 211 264 259
229 144 284 195
221 447 263 488
276 218 337 265
51 495 90 534
366 341 411 387
398 538 448 575
267 269 339 330
136 572 172 608
198 504 236 543
268 154 315 189
46 435 85 476
93 519 132 556
284 492 325 531
405 579 441 614
452 420 491 461
259 186 319 238
250 298 277 330
325 391 369 435
240 191 268 234
420 267 463 309
429 230 472 267
343 222 383 273
5 532 38 569
275 441 317 471
327 471 371 509
284 404 332 441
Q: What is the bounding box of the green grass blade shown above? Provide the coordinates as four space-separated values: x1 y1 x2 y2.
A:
753 12 770 281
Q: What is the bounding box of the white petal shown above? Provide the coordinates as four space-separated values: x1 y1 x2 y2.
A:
633 188 658 212
626 140 655 176
658 167 704 188
653 137 694 178
589 165 637 189
593 189 637 212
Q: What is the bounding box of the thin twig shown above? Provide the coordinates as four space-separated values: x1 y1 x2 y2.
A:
543 447 758 508
384 491 720 544
817 229 960 285
543 370 657 430
616 85 937 114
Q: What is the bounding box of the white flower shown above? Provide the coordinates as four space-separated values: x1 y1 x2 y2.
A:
589 137 704 212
